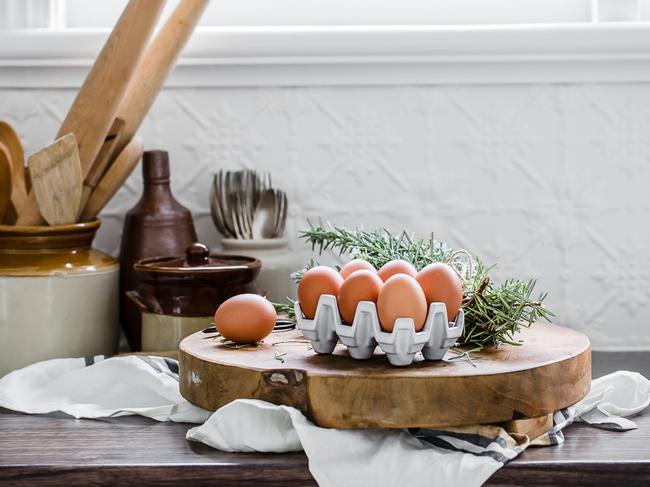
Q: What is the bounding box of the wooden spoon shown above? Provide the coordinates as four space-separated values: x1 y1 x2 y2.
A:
28 133 83 225
0 145 11 223
0 122 28 224
0 122 24 177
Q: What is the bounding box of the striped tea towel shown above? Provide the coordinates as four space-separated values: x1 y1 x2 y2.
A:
1 357 649 487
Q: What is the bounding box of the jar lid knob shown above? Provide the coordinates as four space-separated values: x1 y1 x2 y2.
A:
186 243 210 266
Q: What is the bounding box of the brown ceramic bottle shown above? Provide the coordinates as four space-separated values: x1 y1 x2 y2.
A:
119 150 197 351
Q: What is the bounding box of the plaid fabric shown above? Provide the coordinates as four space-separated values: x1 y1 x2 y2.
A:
411 407 574 466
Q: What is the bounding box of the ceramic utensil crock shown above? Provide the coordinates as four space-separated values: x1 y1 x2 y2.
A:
129 243 261 352
0 220 118 377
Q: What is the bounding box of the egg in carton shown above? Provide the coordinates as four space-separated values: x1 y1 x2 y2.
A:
294 294 464 366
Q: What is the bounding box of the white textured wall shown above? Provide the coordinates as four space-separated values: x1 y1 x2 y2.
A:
1 84 649 350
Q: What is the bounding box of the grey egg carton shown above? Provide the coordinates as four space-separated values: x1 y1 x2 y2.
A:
295 294 464 367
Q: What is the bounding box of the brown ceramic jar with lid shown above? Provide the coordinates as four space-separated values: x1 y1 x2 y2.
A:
127 243 261 352
119 150 198 351
0 220 118 377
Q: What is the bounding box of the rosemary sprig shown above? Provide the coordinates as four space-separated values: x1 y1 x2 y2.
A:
293 222 553 349
273 301 295 317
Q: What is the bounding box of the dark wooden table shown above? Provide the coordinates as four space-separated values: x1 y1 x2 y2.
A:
1 352 649 486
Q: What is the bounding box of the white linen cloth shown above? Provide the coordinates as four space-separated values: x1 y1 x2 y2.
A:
0 355 209 423
1 356 648 487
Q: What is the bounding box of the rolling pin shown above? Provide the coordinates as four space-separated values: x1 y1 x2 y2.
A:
57 0 165 177
111 0 210 158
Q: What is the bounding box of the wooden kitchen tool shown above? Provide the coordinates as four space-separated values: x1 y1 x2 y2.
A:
0 122 28 224
0 122 25 181
80 137 144 221
112 0 209 158
0 146 11 222
28 134 83 225
16 0 165 226
79 117 125 214
180 322 591 429
56 0 165 177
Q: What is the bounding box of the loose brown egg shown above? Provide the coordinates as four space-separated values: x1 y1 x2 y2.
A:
416 263 463 321
339 259 377 279
298 266 344 319
377 274 427 332
338 269 383 324
214 294 277 344
377 259 417 282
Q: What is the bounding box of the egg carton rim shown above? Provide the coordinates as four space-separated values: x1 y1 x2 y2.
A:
294 294 464 366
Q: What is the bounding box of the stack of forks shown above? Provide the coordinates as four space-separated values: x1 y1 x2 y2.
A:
209 169 287 239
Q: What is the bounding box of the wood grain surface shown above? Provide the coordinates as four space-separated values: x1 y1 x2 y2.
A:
0 123 28 224
0 144 11 221
112 0 209 158
80 137 144 221
180 322 592 429
0 397 648 486
78 117 125 213
55 0 165 178
27 134 82 225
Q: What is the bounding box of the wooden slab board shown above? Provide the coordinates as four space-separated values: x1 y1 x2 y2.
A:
179 322 591 429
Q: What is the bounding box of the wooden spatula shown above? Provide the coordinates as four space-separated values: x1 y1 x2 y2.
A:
80 137 144 221
28 134 83 226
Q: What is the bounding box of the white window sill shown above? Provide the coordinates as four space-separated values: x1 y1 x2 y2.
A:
1 23 650 87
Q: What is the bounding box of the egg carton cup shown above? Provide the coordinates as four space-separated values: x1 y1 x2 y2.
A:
295 294 464 367
295 294 341 354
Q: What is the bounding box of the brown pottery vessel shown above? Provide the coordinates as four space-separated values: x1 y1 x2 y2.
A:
119 150 197 350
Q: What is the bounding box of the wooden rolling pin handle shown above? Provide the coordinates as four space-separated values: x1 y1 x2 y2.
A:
56 0 166 179
113 0 209 156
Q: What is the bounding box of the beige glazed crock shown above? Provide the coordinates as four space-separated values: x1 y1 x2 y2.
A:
0 220 119 377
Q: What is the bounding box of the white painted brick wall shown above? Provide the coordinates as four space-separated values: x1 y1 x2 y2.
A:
1 83 648 350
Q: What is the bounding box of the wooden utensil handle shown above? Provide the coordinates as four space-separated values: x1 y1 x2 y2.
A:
14 192 43 226
81 137 145 221
79 118 125 214
56 0 166 179
113 0 209 156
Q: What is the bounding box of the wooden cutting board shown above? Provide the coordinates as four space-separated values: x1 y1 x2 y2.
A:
179 322 591 429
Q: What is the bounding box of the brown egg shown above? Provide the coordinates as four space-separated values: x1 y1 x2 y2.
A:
377 259 417 282
214 294 277 344
416 263 463 320
339 259 377 279
338 269 383 324
377 274 427 332
298 266 344 319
